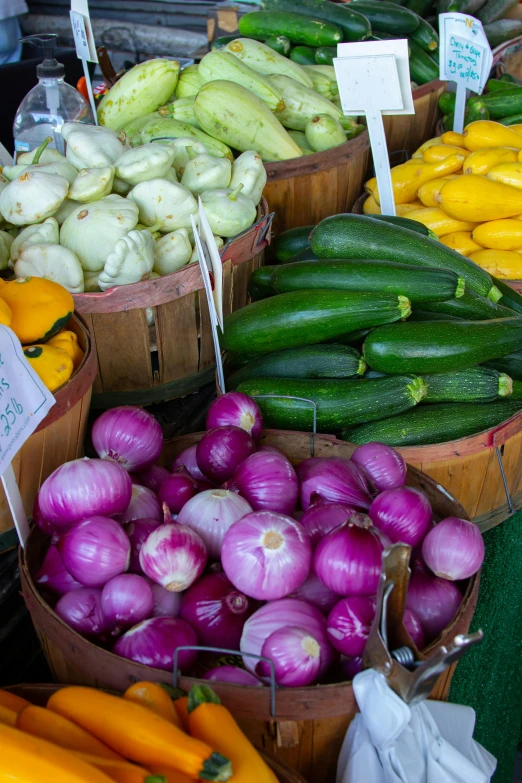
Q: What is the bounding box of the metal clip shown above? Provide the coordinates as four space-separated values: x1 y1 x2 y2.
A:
250 394 317 456
257 212 275 246
495 446 514 514
172 645 278 717
364 544 483 704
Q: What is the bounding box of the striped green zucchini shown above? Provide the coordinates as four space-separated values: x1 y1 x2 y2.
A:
483 349 522 380
423 368 512 403
417 290 516 320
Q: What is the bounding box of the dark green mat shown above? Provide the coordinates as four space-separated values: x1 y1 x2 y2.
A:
449 511 522 782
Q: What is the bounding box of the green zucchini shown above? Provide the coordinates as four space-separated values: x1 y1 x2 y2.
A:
469 88 522 119
483 350 522 379
237 375 427 431
351 0 420 33
261 0 371 41
239 11 343 46
493 277 522 315
406 0 434 16
327 328 374 346
418 289 515 320
367 214 431 236
439 92 456 115
509 379 522 399
500 73 519 82
269 259 465 302
484 19 522 49
409 310 462 321
265 35 292 55
211 35 238 50
290 45 318 64
486 77 522 92
273 225 313 261
248 267 275 300
284 247 319 263
222 290 412 354
500 113 522 125
310 214 501 302
477 0 519 25
342 400 522 446
315 46 336 65
365 369 388 378
443 102 490 131
423 367 512 403
408 39 439 85
409 17 438 53
228 344 366 388
363 318 522 374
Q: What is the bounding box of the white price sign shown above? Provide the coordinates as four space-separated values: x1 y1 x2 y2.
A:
70 0 99 124
0 326 55 545
439 13 492 133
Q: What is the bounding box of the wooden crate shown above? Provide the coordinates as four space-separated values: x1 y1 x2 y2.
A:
384 80 444 157
72 202 271 409
20 430 479 783
0 315 96 552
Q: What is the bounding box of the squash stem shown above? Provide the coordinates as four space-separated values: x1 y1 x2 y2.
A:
488 284 502 303
32 136 53 165
188 684 221 714
398 294 412 320
200 754 233 782
408 376 428 404
499 373 513 397
227 183 244 202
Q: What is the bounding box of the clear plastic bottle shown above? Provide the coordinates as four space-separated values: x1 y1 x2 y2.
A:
13 33 94 158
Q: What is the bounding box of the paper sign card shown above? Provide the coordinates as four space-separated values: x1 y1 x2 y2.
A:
70 0 98 63
198 199 224 331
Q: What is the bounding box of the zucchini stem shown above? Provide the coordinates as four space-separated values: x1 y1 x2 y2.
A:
499 372 513 397
455 277 466 298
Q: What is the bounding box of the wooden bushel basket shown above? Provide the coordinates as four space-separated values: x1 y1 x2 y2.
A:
0 315 96 552
384 80 445 158
72 201 272 409
20 431 479 783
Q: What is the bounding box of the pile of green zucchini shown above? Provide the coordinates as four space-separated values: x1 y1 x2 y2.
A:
440 73 522 130
212 0 440 86
222 213 522 447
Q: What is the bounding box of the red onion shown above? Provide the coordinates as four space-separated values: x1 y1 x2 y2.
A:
296 457 321 483
101 574 154 634
257 445 286 456
172 445 206 482
290 571 339 614
203 666 262 686
314 520 383 596
92 406 163 471
206 392 263 439
226 452 298 515
158 472 197 514
258 626 323 686
58 516 130 587
404 608 425 649
55 587 108 636
150 582 182 617
338 656 363 680
38 458 132 528
369 487 432 548
406 568 462 641
300 502 355 548
132 465 170 493
300 458 371 511
196 426 255 484
177 489 252 560
351 442 406 492
327 596 375 657
33 497 59 539
422 517 484 580
240 598 331 675
222 511 312 601
126 518 161 573
180 572 255 649
119 485 162 524
139 522 207 592
36 546 83 596
113 616 197 671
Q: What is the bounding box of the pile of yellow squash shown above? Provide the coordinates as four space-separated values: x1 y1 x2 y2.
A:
0 681 278 783
363 119 522 280
0 276 83 392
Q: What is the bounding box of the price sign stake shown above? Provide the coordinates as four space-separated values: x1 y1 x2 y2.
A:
70 0 99 123
0 326 55 546
334 40 414 216
439 13 492 134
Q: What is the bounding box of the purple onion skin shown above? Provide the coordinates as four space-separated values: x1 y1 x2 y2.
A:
113 616 197 672
369 487 432 548
290 570 340 615
258 626 323 687
150 582 182 618
180 572 256 648
404 608 425 650
296 458 322 484
300 502 356 549
55 587 108 637
139 522 207 593
327 596 375 657
422 516 484 581
158 472 197 514
119 485 163 525
226 451 299 516
300 458 371 511
92 406 163 472
206 392 263 439
101 574 154 634
406 568 462 642
36 545 83 596
196 426 255 484
33 496 59 538
126 518 161 573
172 445 206 482
58 516 131 587
338 656 364 681
132 465 170 494
203 666 262 686
351 442 406 492
314 522 383 596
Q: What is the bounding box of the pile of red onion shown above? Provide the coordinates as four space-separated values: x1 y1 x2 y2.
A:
34 395 484 687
